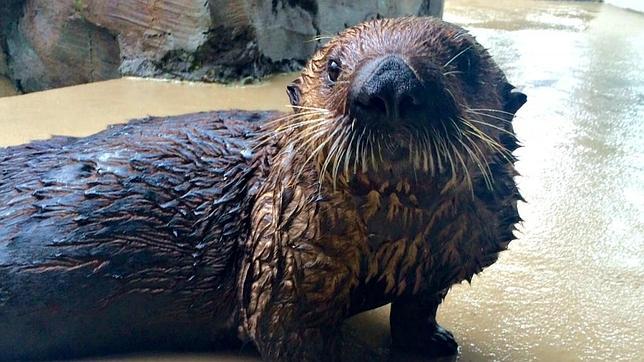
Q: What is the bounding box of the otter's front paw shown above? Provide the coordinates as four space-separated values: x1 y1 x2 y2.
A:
392 323 458 357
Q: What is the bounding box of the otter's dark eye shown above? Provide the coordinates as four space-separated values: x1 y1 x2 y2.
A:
327 59 342 83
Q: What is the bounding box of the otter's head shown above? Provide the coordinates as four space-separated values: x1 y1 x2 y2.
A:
281 17 526 185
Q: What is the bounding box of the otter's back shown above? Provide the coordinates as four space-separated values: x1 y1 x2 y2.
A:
0 110 278 360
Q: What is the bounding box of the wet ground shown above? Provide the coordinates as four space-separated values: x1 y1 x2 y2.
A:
439 1 643 360
1 0 642 361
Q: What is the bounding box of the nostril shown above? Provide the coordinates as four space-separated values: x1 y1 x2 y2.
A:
366 96 387 114
350 55 429 123
399 95 419 110
356 94 387 115
399 94 420 116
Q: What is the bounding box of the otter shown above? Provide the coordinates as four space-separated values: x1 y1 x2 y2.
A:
0 17 526 361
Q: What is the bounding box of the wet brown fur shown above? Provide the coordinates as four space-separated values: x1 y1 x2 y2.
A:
241 17 525 360
0 18 525 361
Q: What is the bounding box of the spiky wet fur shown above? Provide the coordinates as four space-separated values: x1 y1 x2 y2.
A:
0 17 525 362
241 17 525 360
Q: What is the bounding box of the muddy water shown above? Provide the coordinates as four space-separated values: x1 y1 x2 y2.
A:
0 75 294 147
1 0 643 361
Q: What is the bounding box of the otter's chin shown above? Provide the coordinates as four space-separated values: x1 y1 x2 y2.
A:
386 145 409 162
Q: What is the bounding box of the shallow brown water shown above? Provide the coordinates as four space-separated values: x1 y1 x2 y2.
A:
0 75 294 147
1 0 643 361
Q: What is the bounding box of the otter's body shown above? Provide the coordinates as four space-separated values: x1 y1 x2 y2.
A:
0 18 526 361
0 111 276 359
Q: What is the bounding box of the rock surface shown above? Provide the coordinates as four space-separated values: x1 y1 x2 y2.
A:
7 0 121 93
0 0 443 93
0 43 7 77
0 41 18 96
0 0 21 95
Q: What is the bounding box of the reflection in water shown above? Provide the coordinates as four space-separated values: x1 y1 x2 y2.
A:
1 0 643 361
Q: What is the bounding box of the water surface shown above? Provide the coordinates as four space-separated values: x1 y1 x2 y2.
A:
0 75 294 147
1 0 642 361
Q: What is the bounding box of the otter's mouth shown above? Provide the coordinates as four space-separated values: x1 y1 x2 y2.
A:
372 132 416 162
343 53 463 169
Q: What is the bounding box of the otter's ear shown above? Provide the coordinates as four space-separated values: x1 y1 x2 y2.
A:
503 83 527 114
286 79 302 107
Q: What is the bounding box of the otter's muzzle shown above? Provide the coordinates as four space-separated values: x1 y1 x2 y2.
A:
349 55 427 127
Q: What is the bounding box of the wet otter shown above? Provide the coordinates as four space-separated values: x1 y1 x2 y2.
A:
0 17 526 361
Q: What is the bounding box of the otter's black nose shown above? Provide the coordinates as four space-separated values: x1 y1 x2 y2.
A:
349 55 426 126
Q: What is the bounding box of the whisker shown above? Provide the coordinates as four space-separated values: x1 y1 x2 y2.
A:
467 108 517 116
253 118 329 148
456 128 493 190
445 88 459 106
425 130 441 174
461 120 515 164
408 133 414 164
414 130 422 171
443 45 472 68
465 109 514 125
290 125 332 156
360 127 370 173
463 129 495 186
343 125 358 180
451 142 474 196
295 130 333 181
443 71 463 77
360 132 368 173
309 35 334 42
369 131 377 171
319 119 348 184
467 118 517 136
353 126 367 173
453 30 469 40
422 131 433 174
410 132 418 180
272 117 328 133
276 132 321 159
333 126 353 189
439 123 457 180
440 135 456 183
289 105 332 112
262 110 324 126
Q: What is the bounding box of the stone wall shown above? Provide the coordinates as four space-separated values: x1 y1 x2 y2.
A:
0 0 444 93
0 42 7 77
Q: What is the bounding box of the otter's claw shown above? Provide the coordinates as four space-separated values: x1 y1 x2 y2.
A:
392 323 458 358
425 324 458 357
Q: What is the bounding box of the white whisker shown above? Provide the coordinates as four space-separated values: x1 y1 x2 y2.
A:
443 45 472 68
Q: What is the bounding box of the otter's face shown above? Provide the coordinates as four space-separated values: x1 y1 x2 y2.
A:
283 17 526 183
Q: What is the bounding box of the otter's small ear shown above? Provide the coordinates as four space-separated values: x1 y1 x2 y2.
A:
504 84 527 114
286 79 302 107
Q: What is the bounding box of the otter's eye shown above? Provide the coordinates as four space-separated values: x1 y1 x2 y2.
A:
327 59 342 83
